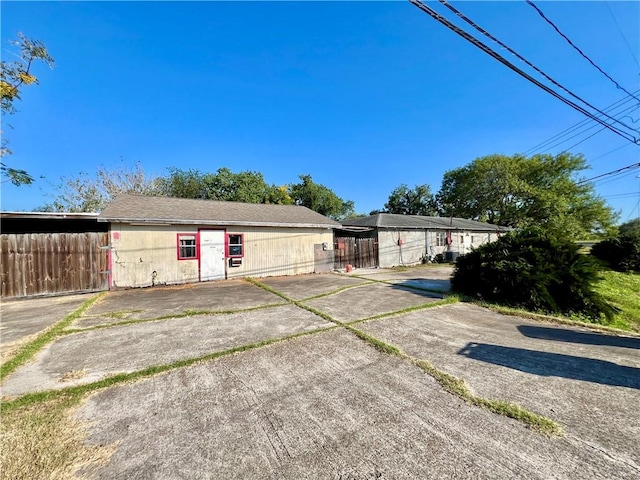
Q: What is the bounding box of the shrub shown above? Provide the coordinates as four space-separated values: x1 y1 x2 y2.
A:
591 233 640 273
619 218 640 237
451 228 617 322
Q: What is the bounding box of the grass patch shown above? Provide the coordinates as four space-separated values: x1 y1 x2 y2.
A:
63 302 287 335
347 296 460 325
412 358 562 436
249 277 559 434
247 277 344 326
481 302 640 336
2 325 338 413
344 325 403 356
100 309 144 319
1 293 105 382
59 369 88 383
592 270 640 332
299 282 377 302
245 277 296 303
1 396 114 480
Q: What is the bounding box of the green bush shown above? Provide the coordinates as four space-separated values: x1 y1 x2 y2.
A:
591 233 640 273
451 228 617 322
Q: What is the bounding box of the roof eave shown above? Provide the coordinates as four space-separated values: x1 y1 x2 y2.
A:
100 217 338 229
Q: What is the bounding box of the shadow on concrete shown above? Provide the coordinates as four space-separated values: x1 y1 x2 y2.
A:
390 279 450 295
518 325 640 350
458 342 640 390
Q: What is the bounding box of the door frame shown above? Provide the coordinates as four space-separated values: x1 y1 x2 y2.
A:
198 228 227 281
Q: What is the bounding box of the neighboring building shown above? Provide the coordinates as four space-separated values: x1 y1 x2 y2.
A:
98 194 339 288
1 212 109 298
340 213 511 268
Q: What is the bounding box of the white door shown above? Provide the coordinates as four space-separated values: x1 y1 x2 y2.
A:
200 230 226 281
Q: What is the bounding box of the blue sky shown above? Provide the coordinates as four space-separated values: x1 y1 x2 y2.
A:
2 1 639 221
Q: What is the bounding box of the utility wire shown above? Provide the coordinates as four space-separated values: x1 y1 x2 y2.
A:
408 0 639 145
576 162 640 185
605 1 640 70
526 101 638 154
547 104 638 152
591 167 640 187
590 143 633 162
524 92 640 154
437 0 639 136
602 192 638 199
526 0 640 102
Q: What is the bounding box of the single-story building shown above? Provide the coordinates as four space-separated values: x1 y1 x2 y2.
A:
98 194 340 288
339 213 511 268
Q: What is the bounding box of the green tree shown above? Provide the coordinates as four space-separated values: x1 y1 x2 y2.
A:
159 167 291 204
384 184 437 216
1 33 54 185
437 153 618 239
619 218 640 237
41 162 162 212
288 174 354 220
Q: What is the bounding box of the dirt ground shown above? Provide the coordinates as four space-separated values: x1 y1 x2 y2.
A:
2 266 639 479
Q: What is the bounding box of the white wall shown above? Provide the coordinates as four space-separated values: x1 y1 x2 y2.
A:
377 229 497 268
378 230 425 268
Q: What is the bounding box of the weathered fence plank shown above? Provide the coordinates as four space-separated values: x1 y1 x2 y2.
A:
0 232 109 298
334 237 378 269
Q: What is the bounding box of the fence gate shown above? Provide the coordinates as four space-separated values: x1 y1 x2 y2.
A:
334 237 378 269
1 232 109 298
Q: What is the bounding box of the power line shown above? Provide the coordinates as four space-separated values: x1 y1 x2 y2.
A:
576 162 640 185
595 168 640 187
602 192 639 199
528 102 639 154
436 0 639 136
526 0 640 103
408 0 639 145
605 1 640 70
524 92 639 154
590 143 633 162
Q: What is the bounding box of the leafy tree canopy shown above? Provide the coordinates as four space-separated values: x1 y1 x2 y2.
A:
159 167 292 205
437 153 618 239
619 218 640 238
384 184 437 216
41 162 162 212
1 33 54 185
288 174 354 220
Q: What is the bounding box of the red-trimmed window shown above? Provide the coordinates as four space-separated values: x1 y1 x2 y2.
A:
177 233 198 260
227 233 244 258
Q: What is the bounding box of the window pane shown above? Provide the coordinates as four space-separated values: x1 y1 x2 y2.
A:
227 233 244 257
179 235 196 259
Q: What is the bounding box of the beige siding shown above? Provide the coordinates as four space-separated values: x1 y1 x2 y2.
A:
378 229 498 268
109 223 333 288
226 227 333 279
378 230 425 268
110 224 199 288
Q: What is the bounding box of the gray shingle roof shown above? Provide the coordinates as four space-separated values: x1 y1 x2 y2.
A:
98 194 341 228
342 213 511 232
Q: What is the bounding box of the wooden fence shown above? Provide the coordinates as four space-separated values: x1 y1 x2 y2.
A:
334 237 378 269
1 232 109 298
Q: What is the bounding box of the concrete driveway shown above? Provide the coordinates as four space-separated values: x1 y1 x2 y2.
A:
2 266 639 479
0 293 93 361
